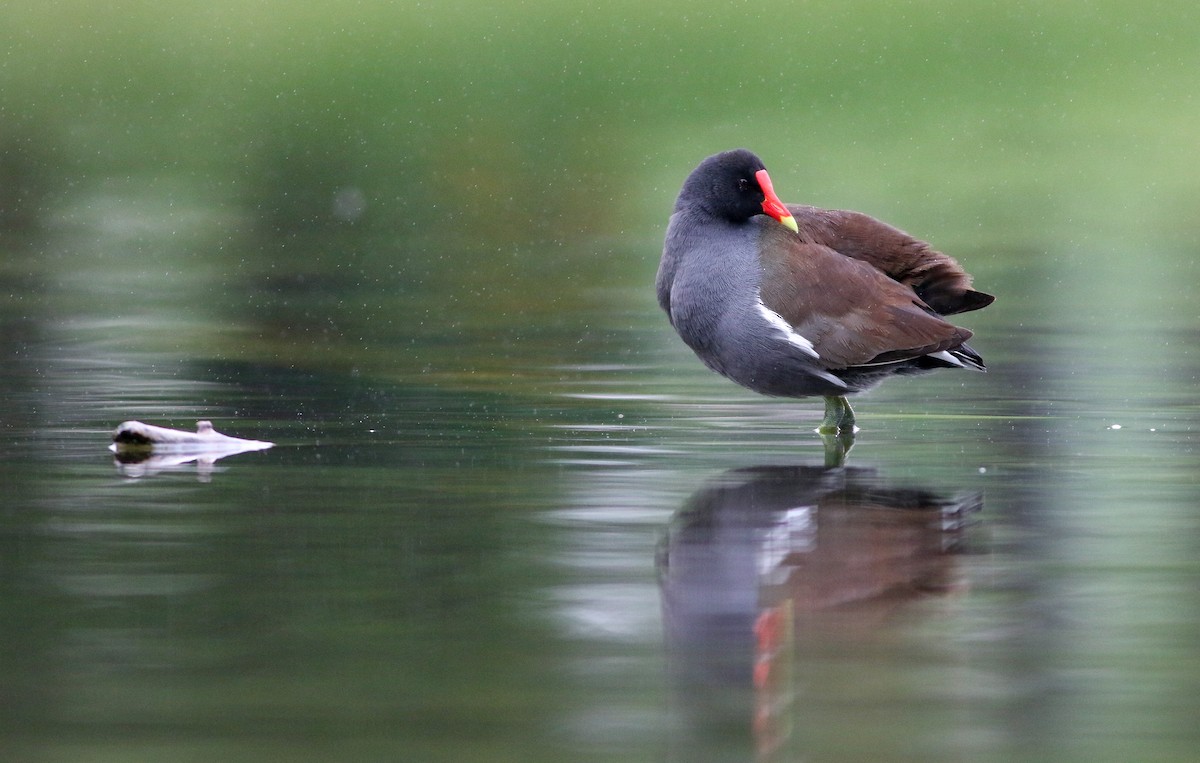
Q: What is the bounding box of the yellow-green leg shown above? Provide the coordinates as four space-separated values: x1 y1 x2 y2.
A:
818 395 856 468
818 395 855 435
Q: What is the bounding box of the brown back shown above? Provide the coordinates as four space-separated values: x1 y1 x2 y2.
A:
787 205 994 316
758 222 973 369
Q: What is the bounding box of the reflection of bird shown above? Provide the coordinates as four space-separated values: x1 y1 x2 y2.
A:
657 464 980 722
656 149 993 439
658 465 980 758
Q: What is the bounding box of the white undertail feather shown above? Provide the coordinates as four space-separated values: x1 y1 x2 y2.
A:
932 349 986 371
928 350 966 368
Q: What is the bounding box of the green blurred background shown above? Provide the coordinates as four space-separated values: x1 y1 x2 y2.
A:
4 0 1198 383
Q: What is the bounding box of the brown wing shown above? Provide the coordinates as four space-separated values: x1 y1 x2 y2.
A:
787 204 994 315
758 223 973 369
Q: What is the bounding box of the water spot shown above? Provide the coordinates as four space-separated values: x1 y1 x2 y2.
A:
332 186 367 222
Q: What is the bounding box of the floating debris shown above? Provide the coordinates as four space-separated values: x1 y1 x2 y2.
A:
110 421 274 480
111 420 274 452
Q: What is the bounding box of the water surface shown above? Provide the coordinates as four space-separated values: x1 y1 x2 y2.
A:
4 292 1199 761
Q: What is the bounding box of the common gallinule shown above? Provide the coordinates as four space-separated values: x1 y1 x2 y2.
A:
657 148 993 441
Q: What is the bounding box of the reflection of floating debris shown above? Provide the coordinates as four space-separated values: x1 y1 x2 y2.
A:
110 420 274 480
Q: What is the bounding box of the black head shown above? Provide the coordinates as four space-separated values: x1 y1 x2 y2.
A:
675 149 796 231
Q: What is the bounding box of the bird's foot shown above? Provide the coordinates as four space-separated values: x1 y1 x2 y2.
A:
817 395 856 435
817 396 857 468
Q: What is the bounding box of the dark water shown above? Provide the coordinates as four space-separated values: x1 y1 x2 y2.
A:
4 1 1200 760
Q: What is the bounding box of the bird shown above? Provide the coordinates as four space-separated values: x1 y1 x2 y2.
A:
656 148 993 449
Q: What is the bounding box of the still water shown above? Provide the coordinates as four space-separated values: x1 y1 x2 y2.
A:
4 1 1200 760
3 289 1199 761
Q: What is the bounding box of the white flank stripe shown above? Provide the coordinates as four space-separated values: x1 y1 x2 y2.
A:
756 299 819 359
